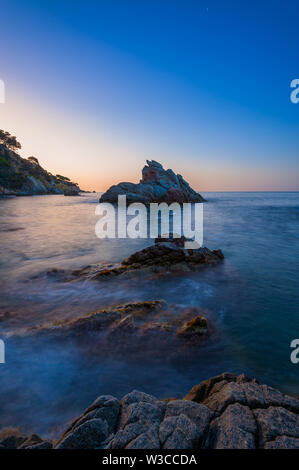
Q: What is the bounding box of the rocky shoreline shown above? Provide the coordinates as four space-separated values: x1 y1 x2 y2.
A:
1 373 298 449
0 142 82 196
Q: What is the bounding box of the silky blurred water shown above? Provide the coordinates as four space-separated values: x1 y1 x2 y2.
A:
0 192 298 436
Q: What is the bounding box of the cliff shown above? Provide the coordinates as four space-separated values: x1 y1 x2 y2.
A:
0 144 81 196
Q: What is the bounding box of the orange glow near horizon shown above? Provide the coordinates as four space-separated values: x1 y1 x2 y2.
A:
0 85 298 193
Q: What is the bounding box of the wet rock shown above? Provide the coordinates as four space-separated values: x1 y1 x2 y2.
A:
185 373 299 418
46 268 67 279
159 400 210 449
63 188 80 196
55 395 120 449
55 418 110 449
204 403 256 449
106 391 165 449
184 372 242 402
18 433 43 449
201 381 247 415
100 160 205 204
253 406 299 447
0 428 25 449
19 301 211 358
78 238 225 282
176 316 208 337
5 373 299 450
25 441 53 449
125 425 161 449
264 436 299 449
184 373 299 448
0 430 53 450
120 238 224 273
45 237 224 284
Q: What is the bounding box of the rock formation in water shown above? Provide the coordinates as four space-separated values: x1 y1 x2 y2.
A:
56 236 224 282
0 143 82 196
2 373 298 449
99 160 205 204
14 300 213 361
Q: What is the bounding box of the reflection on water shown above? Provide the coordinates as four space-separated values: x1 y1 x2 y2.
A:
0 192 298 436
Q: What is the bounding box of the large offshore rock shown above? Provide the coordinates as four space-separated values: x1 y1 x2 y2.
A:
99 160 205 204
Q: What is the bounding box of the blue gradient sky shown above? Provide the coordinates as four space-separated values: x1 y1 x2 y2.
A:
1 1 298 190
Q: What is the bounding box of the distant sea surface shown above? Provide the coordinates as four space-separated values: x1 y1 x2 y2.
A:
0 192 298 436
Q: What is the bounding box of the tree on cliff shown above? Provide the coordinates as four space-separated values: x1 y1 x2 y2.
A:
28 156 40 165
0 130 22 152
56 174 70 181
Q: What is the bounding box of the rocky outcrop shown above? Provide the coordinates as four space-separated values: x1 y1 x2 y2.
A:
52 374 299 449
4 373 297 449
0 429 53 449
54 391 211 450
63 188 81 196
185 372 299 449
0 144 81 196
99 160 205 204
121 237 224 269
61 237 224 282
16 300 212 360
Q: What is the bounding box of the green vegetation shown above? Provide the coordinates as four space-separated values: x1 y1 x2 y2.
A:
0 155 10 167
28 156 39 165
0 131 79 194
56 174 70 181
0 169 27 190
29 172 42 181
0 130 21 152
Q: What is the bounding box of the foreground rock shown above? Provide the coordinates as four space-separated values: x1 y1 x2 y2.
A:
3 373 297 449
53 374 299 449
0 429 53 449
53 374 299 450
100 160 205 204
58 237 224 282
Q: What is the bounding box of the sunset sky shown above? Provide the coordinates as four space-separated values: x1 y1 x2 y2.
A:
0 1 298 191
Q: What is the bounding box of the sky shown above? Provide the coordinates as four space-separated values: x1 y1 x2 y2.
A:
0 0 298 191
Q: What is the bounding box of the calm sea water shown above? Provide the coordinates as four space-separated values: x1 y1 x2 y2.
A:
0 192 298 436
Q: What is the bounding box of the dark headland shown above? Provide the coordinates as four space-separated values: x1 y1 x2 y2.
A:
0 131 82 196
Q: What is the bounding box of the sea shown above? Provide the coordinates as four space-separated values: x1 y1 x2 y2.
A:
0 191 298 436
